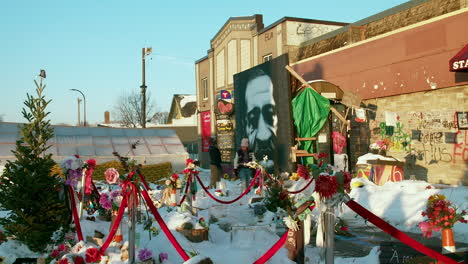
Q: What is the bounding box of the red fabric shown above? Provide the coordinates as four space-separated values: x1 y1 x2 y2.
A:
68 186 83 242
345 199 460 264
141 190 190 261
195 170 260 204
99 195 128 254
332 131 347 154
253 230 288 264
287 178 314 194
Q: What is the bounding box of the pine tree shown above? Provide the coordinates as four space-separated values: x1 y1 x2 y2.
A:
0 76 70 252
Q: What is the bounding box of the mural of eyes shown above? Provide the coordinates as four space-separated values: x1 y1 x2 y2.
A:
247 107 260 129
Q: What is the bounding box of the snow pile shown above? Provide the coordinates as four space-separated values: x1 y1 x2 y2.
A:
0 166 467 264
356 153 402 165
179 96 196 109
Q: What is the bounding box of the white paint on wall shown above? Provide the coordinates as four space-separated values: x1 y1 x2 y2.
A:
286 21 342 46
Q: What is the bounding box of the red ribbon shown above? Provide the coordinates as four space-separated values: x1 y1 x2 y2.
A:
253 230 288 264
141 189 190 261
68 186 83 242
345 199 460 264
287 178 315 194
99 194 128 254
139 173 151 191
195 169 260 204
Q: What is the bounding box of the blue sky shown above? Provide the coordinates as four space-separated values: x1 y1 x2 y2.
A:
0 0 409 125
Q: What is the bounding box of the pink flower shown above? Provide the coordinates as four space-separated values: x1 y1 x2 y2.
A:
105 168 120 184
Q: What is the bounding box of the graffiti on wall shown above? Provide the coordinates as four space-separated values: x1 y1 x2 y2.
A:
370 111 465 165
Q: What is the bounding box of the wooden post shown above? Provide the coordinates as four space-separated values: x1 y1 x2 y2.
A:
128 192 137 264
78 169 86 219
323 203 335 264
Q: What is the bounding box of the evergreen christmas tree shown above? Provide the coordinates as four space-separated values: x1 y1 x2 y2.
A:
264 181 292 213
0 75 70 252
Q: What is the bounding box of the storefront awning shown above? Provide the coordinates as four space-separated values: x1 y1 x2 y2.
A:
449 44 468 72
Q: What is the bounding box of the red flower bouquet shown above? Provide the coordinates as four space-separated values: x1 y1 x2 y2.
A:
418 194 467 238
85 248 102 263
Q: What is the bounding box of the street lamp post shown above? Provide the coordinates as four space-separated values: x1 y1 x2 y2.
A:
70 89 87 127
141 47 152 128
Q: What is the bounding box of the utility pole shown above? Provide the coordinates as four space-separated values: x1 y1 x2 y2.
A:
70 89 87 127
77 98 82 126
141 47 152 128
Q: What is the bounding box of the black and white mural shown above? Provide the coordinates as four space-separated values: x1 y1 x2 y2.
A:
234 54 293 173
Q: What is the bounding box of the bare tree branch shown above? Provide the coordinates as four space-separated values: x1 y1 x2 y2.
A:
113 90 155 128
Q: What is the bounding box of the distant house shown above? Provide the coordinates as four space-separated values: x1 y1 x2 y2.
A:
160 95 198 159
167 94 197 125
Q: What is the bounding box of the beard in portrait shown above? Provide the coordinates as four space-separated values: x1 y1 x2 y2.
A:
243 68 278 162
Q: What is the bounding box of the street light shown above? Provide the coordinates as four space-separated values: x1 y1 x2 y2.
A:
70 89 87 127
141 47 152 128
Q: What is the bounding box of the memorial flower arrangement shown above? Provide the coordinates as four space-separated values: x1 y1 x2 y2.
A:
165 174 182 190
370 139 391 151
418 194 467 238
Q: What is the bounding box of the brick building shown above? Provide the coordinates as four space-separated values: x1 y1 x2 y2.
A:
290 0 468 184
195 15 347 167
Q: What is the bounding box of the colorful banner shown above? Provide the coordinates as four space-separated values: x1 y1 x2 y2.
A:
201 111 211 152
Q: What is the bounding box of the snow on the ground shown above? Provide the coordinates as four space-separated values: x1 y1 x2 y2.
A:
0 165 467 264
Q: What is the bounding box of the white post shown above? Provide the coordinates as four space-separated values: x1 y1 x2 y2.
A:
128 192 137 264
78 169 86 219
323 204 335 264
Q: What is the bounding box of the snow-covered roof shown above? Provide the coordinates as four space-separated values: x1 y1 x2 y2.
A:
179 95 196 108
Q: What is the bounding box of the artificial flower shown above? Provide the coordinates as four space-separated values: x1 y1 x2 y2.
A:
58 258 69 264
86 159 96 169
57 244 66 252
342 171 353 193
159 253 168 262
51 250 60 258
315 174 338 199
296 164 310 180
137 248 153 262
105 168 120 184
85 248 101 263
74 256 84 264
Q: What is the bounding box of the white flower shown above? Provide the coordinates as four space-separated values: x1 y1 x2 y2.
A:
283 215 299 232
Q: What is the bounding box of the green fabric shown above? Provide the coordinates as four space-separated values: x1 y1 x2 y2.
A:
292 88 330 165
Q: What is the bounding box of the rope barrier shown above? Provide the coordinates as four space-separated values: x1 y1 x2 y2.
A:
286 178 314 194
345 199 461 264
253 230 289 264
195 170 261 204
141 189 191 261
68 186 84 242
139 173 192 206
99 194 128 254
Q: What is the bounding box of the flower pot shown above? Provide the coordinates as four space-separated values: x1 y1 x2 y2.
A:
378 149 387 156
371 149 379 154
111 209 123 243
441 228 456 253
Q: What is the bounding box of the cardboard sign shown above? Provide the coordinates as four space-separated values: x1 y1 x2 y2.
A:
217 132 235 150
379 241 439 264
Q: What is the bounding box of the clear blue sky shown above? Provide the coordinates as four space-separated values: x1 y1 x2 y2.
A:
0 0 409 125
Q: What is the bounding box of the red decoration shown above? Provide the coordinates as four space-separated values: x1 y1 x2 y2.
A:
58 258 69 264
57 244 66 252
86 159 96 169
296 164 309 180
342 171 352 193
85 248 102 263
315 174 338 199
74 256 84 264
186 159 194 166
51 250 59 258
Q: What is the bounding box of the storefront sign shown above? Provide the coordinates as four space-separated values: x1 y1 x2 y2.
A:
201 111 211 152
217 132 235 150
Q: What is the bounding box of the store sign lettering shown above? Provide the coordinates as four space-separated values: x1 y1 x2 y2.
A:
452 59 468 70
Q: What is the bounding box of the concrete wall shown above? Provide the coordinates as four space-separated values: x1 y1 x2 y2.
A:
364 85 467 185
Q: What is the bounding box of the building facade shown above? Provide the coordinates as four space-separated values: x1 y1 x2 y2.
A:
195 15 347 167
290 0 468 184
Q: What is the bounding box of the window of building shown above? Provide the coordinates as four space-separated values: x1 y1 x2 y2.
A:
263 53 273 62
202 78 208 100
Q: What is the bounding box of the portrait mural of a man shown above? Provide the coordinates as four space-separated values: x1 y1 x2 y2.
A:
234 54 292 173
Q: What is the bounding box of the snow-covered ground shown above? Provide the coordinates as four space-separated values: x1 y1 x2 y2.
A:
0 166 466 264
